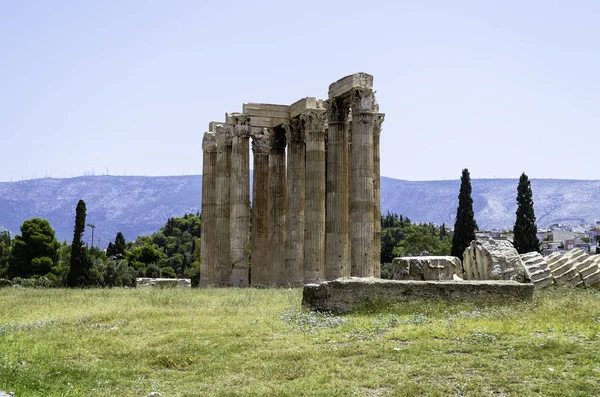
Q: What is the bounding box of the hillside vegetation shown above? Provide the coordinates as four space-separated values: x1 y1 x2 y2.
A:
1 287 599 396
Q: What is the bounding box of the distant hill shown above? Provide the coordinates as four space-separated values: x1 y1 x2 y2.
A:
0 175 598 247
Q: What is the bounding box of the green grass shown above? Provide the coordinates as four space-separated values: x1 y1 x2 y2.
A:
1 287 600 396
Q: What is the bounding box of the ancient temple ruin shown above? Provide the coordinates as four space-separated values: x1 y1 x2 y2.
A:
201 73 384 286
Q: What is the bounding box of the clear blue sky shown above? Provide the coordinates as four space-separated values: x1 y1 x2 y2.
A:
1 0 598 182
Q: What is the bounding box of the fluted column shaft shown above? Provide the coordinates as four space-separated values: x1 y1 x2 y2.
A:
284 119 305 285
268 127 287 285
326 97 351 279
215 125 232 285
373 113 384 278
350 89 376 277
251 129 271 285
230 115 251 287
200 132 217 286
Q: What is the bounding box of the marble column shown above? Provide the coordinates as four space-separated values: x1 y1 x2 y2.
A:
215 124 232 285
303 109 327 282
284 118 305 285
350 88 376 277
325 96 351 279
229 114 251 287
268 126 287 285
250 128 271 285
200 131 217 286
373 113 385 278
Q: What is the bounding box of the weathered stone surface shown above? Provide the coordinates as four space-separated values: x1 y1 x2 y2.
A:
250 128 271 285
519 252 554 288
200 132 218 286
0 392 14 397
390 256 461 281
302 278 534 314
547 251 582 286
463 239 527 282
268 127 287 285
561 248 600 287
136 278 191 288
372 113 384 278
328 73 373 99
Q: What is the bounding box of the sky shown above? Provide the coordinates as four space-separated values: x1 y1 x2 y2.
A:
1 0 599 182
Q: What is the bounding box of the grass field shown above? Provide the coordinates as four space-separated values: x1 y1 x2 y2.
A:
1 287 600 396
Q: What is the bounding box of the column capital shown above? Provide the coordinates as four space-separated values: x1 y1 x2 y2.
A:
350 88 376 114
251 127 272 155
283 118 305 143
216 124 232 147
229 113 251 138
325 96 351 123
202 132 217 152
300 108 327 133
374 113 385 135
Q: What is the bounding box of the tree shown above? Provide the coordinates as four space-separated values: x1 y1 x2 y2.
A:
8 218 60 278
513 173 540 254
67 200 91 286
451 169 478 260
107 232 126 259
0 230 11 277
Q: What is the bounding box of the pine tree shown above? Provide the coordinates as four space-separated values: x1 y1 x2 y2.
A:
67 199 91 286
451 169 478 260
513 173 540 253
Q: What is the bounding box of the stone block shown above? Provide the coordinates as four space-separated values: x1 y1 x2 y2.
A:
243 103 290 119
302 278 534 314
463 239 526 282
209 121 223 132
135 278 192 288
328 73 373 99
390 256 461 281
290 97 321 118
520 252 554 289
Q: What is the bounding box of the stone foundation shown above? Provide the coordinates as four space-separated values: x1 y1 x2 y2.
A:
390 256 461 281
302 278 534 313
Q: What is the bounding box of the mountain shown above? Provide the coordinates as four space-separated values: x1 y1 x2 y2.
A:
0 175 598 246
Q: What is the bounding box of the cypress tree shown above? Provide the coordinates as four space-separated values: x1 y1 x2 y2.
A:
114 232 126 258
513 172 540 253
67 199 90 286
451 169 478 260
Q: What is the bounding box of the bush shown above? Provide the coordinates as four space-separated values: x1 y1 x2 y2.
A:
160 266 177 279
0 278 12 288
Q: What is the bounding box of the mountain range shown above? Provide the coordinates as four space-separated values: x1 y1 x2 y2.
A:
0 175 597 247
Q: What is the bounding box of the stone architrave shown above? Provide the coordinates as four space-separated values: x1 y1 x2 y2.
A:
284 117 305 285
302 108 327 283
250 128 271 286
349 87 376 277
373 113 385 278
325 95 351 279
200 131 217 286
268 126 287 285
229 114 251 287
215 124 232 285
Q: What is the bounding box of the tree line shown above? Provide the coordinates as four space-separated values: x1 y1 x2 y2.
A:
0 169 542 287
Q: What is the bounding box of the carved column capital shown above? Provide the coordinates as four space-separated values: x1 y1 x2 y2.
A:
300 109 327 132
284 118 305 143
325 96 351 123
231 114 251 138
374 113 385 136
202 132 217 152
350 88 376 114
216 124 232 148
251 128 272 155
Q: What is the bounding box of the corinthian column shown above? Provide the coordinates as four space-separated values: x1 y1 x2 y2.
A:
350 88 376 277
325 96 351 279
229 114 251 287
215 124 232 285
373 113 385 278
250 128 271 286
268 127 287 285
303 108 327 282
284 118 305 285
200 131 217 286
